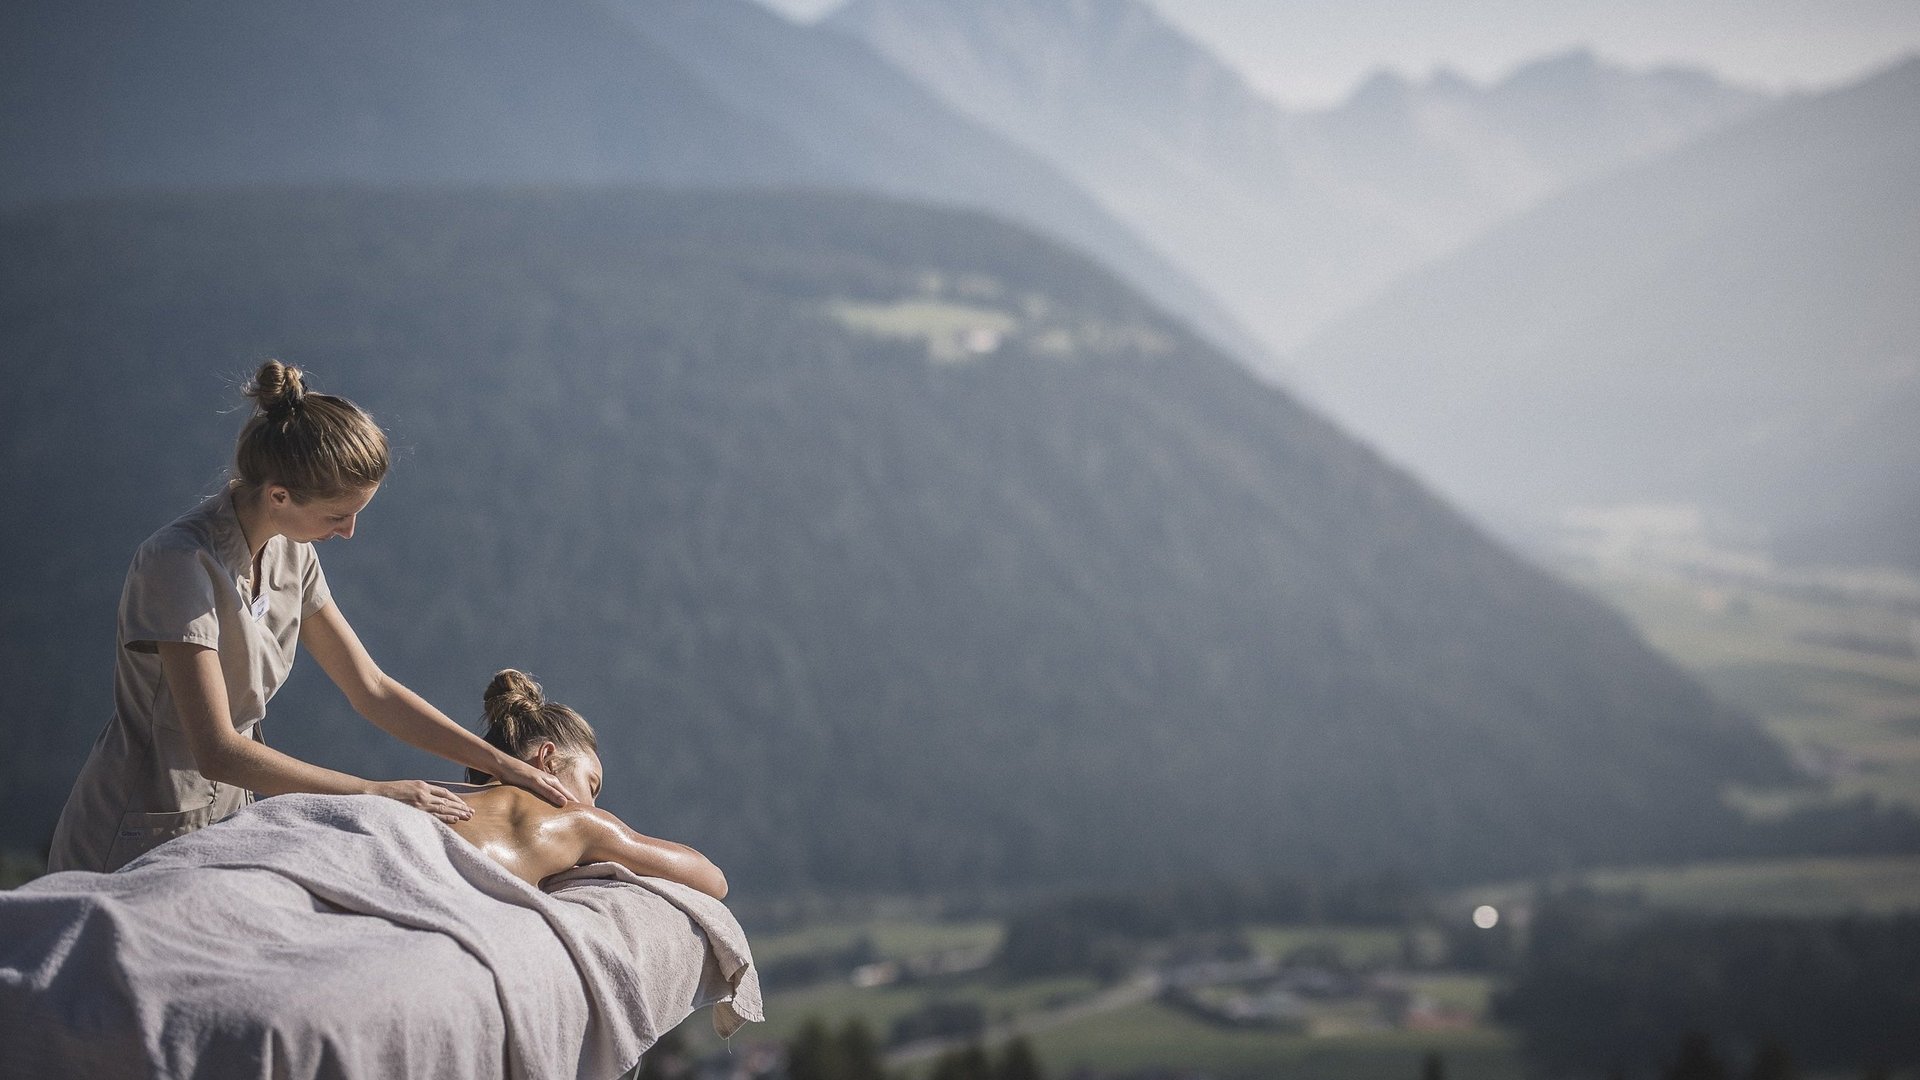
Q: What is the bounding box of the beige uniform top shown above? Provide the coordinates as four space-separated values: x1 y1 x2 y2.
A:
47 487 331 873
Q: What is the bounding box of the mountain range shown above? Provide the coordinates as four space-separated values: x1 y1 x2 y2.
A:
0 187 1792 888
1292 55 1920 568
829 0 1769 351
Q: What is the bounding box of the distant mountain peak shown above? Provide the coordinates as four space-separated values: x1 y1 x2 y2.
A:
1344 68 1415 110
1295 55 1920 569
1511 44 1603 77
1426 66 1476 96
828 0 1293 185
832 2 1774 351
1492 45 1762 100
833 0 1271 107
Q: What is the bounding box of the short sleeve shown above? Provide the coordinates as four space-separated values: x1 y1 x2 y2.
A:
300 547 333 618
121 546 221 654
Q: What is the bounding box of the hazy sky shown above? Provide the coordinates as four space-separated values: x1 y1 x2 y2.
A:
755 0 1920 107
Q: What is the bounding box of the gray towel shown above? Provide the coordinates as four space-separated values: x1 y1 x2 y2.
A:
0 793 761 1079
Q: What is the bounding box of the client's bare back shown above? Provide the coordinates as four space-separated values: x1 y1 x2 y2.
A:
447 786 566 885
448 786 727 899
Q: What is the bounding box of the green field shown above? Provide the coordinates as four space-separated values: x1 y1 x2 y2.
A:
821 291 1176 364
765 971 1097 1041
1465 552 1920 920
824 298 1017 342
1401 972 1496 1015
1457 853 1920 917
1026 1003 1522 1080
710 978 1519 1080
1563 558 1920 815
1242 925 1405 967
679 961 1100 1053
686 917 1503 1077
747 917 1003 967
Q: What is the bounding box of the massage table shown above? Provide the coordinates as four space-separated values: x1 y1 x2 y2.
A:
0 794 761 1079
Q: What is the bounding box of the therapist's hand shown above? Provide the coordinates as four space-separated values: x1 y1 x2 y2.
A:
494 756 573 807
370 780 474 823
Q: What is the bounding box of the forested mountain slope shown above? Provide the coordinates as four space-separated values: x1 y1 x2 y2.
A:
0 188 1789 888
0 0 1258 364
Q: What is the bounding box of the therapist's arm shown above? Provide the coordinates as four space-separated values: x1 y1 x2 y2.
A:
299 602 570 808
158 641 472 822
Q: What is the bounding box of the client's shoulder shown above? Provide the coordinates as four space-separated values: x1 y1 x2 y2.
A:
468 784 578 820
549 802 624 832
504 789 617 830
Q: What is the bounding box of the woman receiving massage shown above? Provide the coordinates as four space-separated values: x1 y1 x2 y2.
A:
4 672 748 1079
449 668 728 900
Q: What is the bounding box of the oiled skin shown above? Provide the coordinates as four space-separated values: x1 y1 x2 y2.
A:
447 785 727 899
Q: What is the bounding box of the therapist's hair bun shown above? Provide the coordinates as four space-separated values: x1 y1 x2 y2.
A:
232 359 389 502
470 669 599 785
244 359 307 418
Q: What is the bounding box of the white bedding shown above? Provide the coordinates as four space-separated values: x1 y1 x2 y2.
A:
0 793 761 1079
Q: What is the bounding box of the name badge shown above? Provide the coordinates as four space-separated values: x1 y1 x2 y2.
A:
250 594 270 621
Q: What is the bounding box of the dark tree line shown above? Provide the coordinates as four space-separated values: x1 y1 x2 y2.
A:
926 1037 1042 1080
1497 898 1920 1076
1642 1029 1894 1080
996 874 1423 977
785 1018 1043 1080
788 1019 890 1080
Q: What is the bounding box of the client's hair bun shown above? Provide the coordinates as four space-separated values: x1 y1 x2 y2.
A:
484 669 545 713
469 667 596 786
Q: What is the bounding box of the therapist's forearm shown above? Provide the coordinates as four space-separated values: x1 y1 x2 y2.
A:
163 640 376 797
196 731 373 797
355 673 502 773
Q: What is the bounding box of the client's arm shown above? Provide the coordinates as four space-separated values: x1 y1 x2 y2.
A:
558 807 729 900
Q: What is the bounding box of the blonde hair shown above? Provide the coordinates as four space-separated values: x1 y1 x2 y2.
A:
467 669 599 784
233 360 389 502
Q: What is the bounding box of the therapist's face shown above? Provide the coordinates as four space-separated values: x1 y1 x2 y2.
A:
270 485 378 543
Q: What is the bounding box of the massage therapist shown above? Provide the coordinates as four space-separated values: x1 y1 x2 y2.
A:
48 361 571 872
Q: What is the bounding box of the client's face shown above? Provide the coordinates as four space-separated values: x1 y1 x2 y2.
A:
551 749 603 807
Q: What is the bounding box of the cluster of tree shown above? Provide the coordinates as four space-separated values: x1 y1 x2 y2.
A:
785 1018 1044 1080
924 1038 1043 1080
1436 914 1519 973
1646 1031 1898 1080
997 874 1422 978
787 1019 890 1080
1495 896 1920 1076
888 1000 987 1047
